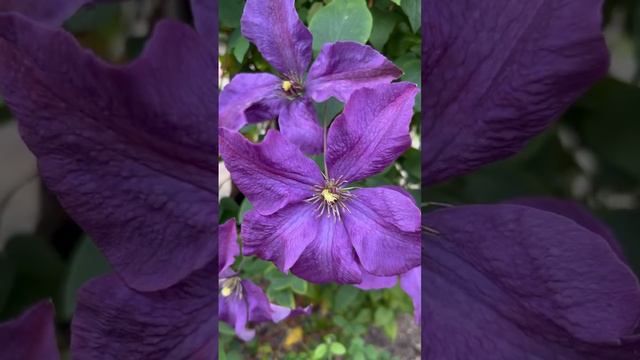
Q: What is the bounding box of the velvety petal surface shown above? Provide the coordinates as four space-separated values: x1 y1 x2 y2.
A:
0 301 59 360
190 0 216 48
400 266 421 324
423 0 609 185
0 15 217 291
306 41 402 102
0 15 217 292
423 204 640 358
278 97 323 154
219 72 283 130
241 0 312 77
219 219 238 274
72 262 217 360
243 202 362 283
327 83 418 182
0 0 89 25
346 187 421 276
508 197 624 259
219 129 323 215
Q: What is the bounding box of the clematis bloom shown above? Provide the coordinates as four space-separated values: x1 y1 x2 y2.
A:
220 82 421 284
219 219 310 341
219 0 402 154
0 301 60 360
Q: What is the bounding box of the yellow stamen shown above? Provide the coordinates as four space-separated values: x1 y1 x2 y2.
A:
221 286 232 297
282 80 292 92
321 189 338 203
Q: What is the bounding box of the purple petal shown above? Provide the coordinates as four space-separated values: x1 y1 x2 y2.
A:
219 129 323 215
72 262 217 359
279 97 323 154
219 219 239 275
326 83 418 182
219 289 254 342
400 266 421 324
423 0 608 185
241 203 317 272
0 0 89 25
355 270 397 290
190 0 216 47
219 73 283 130
243 280 291 323
423 204 640 358
507 197 624 260
346 187 421 276
306 42 402 102
0 16 217 291
0 301 59 360
241 0 312 77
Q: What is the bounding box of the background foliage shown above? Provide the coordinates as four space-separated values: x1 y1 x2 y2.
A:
219 0 421 359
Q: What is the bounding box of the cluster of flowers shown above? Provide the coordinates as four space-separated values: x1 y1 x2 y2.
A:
218 0 421 339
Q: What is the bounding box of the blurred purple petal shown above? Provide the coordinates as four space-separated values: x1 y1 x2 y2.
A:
219 73 282 130
241 0 312 77
244 280 291 323
0 0 89 25
306 42 402 102
0 301 59 360
346 187 420 276
355 270 397 290
423 0 609 185
400 266 421 324
72 262 217 359
279 97 323 154
423 204 640 358
242 203 317 272
219 219 238 275
219 129 323 215
190 0 216 47
327 83 418 182
0 15 217 291
219 286 254 342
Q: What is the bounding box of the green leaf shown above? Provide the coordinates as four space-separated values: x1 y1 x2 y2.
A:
314 97 344 126
0 253 15 313
309 0 373 53
369 8 398 50
62 237 111 319
390 0 401 5
313 344 328 359
334 285 359 309
228 28 250 63
400 0 421 33
219 197 239 223
400 148 420 179
219 321 235 336
291 277 308 294
383 320 398 340
374 307 394 326
238 198 253 223
330 342 347 355
220 0 244 28
267 288 295 308
307 2 324 23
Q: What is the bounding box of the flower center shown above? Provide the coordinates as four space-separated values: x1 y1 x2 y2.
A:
282 80 293 92
219 276 243 299
281 78 303 98
306 177 355 219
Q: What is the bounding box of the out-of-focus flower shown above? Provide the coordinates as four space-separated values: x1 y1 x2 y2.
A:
0 301 60 360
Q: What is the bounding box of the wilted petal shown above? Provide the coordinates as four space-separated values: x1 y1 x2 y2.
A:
507 197 624 260
279 97 323 154
219 219 238 274
241 0 312 77
346 187 420 276
0 0 89 25
219 73 283 130
400 266 421 324
327 83 418 182
219 129 323 215
72 262 217 359
423 0 608 185
0 16 217 291
423 204 640 358
306 42 402 102
0 301 59 360
242 203 317 272
190 0 216 47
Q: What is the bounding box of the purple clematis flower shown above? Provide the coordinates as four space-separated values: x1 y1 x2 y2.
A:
422 0 640 357
0 0 91 26
219 219 310 341
219 0 402 154
0 301 60 360
220 82 421 284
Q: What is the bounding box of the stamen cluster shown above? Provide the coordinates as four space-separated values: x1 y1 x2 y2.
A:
305 175 355 219
219 276 243 299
